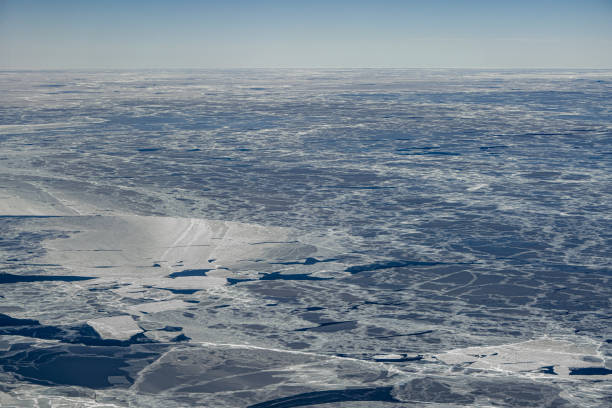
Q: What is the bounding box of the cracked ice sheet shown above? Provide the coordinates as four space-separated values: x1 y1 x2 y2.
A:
36 215 305 277
0 212 327 322
431 337 608 379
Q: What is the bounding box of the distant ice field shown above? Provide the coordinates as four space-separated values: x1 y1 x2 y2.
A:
0 69 610 407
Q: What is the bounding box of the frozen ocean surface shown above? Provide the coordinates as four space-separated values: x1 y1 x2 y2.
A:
0 69 610 407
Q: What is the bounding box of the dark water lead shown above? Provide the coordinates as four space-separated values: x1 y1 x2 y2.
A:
569 367 612 375
167 269 212 279
0 313 40 327
171 334 191 342
345 260 446 274
227 271 332 285
226 278 254 286
260 272 332 281
271 257 337 266
159 326 182 332
158 287 201 294
0 273 95 284
539 366 557 375
247 387 399 408
295 321 357 333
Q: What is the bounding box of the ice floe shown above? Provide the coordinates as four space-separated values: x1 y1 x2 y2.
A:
87 315 142 340
431 337 608 379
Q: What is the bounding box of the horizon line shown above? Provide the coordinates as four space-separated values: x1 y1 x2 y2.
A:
2 67 612 71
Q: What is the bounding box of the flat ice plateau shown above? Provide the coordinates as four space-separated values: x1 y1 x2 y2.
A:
0 69 610 407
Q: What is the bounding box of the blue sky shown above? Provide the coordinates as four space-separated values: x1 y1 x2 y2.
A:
1 0 611 69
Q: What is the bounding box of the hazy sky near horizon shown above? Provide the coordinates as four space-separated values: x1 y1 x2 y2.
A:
1 0 611 69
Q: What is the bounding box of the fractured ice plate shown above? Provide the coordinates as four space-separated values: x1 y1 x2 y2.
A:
87 315 142 340
28 214 315 279
431 337 608 378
